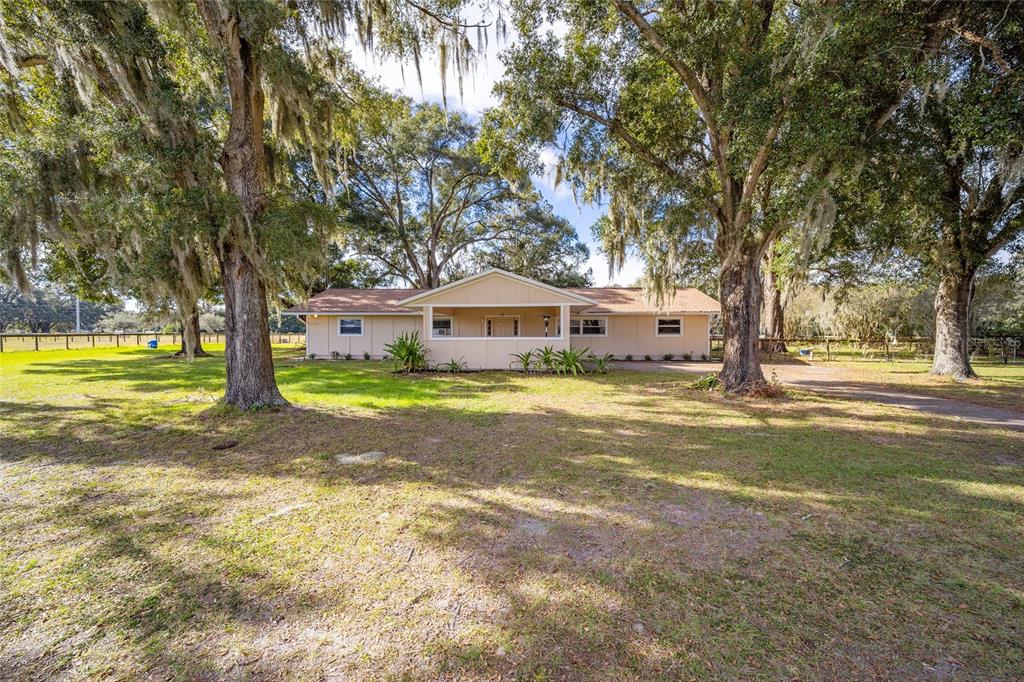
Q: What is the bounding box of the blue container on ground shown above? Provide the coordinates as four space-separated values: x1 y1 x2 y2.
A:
147 339 158 349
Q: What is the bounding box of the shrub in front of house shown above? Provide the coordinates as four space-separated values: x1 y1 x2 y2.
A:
644 355 652 361
663 353 674 361
625 354 633 361
510 349 535 372
587 352 615 374
682 352 692 361
555 347 588 376
537 346 558 373
384 332 428 373
345 352 352 360
363 351 370 360
331 350 340 360
440 357 467 373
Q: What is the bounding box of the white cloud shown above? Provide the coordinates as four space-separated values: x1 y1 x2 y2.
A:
586 250 645 287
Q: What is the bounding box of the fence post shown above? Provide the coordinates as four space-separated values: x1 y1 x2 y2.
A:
116 334 120 347
0 335 4 352
66 335 70 350
35 335 39 351
136 334 141 346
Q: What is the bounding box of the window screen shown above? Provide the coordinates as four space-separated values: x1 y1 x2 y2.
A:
657 318 682 336
433 318 453 336
572 318 606 335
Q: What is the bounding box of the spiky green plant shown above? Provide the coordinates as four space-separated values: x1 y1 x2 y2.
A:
510 349 535 372
536 346 558 373
555 347 588 376
384 332 428 373
587 352 615 374
439 357 467 373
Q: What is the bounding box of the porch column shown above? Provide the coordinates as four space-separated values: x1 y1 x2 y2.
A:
423 305 433 340
561 304 570 346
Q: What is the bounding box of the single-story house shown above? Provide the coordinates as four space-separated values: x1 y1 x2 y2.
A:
284 268 720 369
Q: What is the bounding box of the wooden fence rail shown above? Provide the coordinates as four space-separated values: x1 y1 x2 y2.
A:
0 332 302 352
709 335 1022 363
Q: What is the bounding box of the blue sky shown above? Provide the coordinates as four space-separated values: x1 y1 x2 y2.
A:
347 40 646 286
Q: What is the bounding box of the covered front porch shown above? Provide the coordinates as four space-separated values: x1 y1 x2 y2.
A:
397 269 598 369
421 304 576 369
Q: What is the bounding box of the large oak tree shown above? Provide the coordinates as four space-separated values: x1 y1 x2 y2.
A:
344 100 589 288
484 0 958 392
867 5 1022 379
2 0 483 407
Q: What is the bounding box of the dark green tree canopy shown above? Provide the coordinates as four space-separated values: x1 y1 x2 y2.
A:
342 100 590 288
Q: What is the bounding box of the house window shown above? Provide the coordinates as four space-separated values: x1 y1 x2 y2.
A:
432 317 453 337
570 318 606 336
656 318 682 336
338 318 363 336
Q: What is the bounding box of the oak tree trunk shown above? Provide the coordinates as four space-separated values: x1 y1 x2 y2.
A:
221 240 286 408
200 1 287 408
931 265 977 380
761 262 787 353
174 303 209 358
719 247 767 392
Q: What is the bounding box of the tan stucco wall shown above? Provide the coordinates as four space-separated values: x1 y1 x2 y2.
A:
570 314 710 359
413 272 585 306
304 315 420 358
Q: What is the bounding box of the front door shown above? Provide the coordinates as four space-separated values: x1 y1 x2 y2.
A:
486 317 519 337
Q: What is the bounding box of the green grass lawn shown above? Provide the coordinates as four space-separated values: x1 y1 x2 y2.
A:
1 347 1022 679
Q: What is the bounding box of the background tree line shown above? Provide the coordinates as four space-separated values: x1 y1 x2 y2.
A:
1 0 1021 405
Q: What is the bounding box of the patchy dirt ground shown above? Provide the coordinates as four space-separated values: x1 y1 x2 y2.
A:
1 347 1022 680
619 359 1024 429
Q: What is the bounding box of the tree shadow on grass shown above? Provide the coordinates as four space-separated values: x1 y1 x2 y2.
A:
2 376 1023 678
0 482 326 680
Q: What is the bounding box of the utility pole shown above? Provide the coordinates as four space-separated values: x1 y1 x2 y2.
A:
75 295 81 332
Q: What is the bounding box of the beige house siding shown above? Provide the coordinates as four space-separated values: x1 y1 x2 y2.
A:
304 315 420 358
570 314 711 359
426 336 570 369
408 272 588 306
289 269 718 367
304 312 710 364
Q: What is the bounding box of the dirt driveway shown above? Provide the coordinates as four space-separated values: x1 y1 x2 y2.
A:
616 360 1024 432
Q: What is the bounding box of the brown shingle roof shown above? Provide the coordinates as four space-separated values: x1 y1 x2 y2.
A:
566 287 720 315
286 286 719 315
285 288 423 314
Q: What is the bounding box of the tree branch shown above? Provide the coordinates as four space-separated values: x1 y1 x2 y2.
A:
956 26 1014 76
402 0 490 31
610 0 716 131
554 97 688 185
